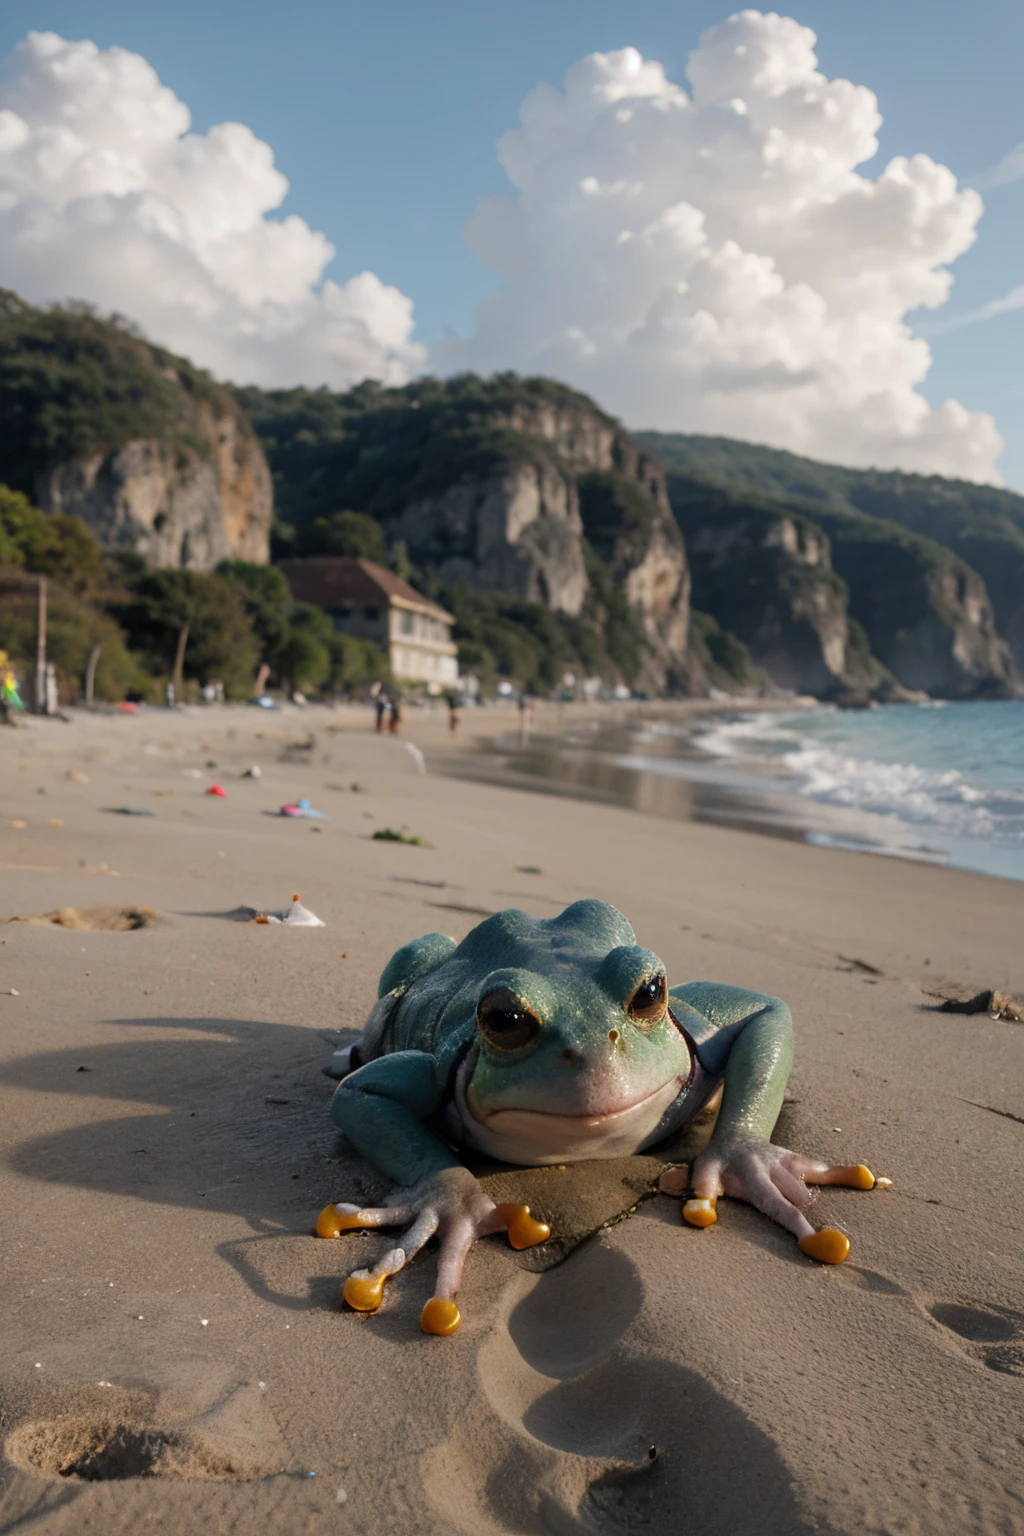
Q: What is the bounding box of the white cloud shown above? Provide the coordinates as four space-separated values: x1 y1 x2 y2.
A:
437 11 1003 483
0 31 424 388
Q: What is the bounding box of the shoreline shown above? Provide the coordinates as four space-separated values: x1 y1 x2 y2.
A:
425 696 1024 886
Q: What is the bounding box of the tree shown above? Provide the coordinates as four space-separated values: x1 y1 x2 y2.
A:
299 510 388 563
110 568 260 698
0 485 105 592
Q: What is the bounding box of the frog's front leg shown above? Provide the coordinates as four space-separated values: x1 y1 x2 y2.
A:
319 1051 549 1334
671 984 877 1264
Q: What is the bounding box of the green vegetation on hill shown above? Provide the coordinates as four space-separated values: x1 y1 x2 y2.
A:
236 372 612 534
0 291 226 496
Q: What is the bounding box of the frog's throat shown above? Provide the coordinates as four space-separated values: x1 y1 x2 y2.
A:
459 1073 685 1164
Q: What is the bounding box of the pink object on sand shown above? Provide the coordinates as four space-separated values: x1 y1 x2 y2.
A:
207 785 227 797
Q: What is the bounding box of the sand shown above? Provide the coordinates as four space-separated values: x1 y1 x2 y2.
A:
0 700 1022 1535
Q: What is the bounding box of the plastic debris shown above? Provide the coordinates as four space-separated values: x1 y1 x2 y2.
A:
10 820 27 829
207 784 227 797
7 989 19 997
279 798 329 820
103 807 155 816
253 893 326 928
242 766 262 779
404 742 426 775
184 768 203 779
66 769 89 783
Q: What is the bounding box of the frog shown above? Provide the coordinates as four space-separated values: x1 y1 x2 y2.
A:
317 900 879 1335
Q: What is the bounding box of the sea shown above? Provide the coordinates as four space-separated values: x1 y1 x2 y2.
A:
472 700 1024 885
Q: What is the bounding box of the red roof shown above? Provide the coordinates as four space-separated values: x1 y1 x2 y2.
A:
276 557 453 621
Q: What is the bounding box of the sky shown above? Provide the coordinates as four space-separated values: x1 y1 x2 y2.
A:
0 0 1021 484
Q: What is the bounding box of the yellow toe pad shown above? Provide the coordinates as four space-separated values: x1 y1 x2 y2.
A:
495 1204 551 1250
798 1228 850 1264
682 1196 718 1228
342 1273 386 1312
421 1298 461 1335
834 1164 875 1190
317 1204 371 1239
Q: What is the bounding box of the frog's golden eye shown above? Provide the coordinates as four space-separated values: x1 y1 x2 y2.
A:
477 989 542 1052
627 974 667 1027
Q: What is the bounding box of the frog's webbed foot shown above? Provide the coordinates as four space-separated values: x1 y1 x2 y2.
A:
682 1141 882 1264
315 1166 550 1335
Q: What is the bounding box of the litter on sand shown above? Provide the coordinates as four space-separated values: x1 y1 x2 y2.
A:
241 766 262 778
403 742 426 775
66 769 89 783
924 983 1024 1022
372 827 432 847
279 798 329 820
207 784 227 797
103 807 155 817
253 894 325 927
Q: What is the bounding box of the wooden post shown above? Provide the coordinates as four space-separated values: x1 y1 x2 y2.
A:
171 622 189 701
34 576 47 714
85 643 102 707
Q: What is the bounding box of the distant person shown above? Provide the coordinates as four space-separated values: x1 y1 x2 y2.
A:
373 684 387 734
388 689 403 735
518 690 534 739
0 651 23 725
447 692 461 734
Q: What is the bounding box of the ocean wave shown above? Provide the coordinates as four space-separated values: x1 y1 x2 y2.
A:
694 711 1024 847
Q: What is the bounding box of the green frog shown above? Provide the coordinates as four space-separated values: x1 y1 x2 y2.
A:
318 901 878 1334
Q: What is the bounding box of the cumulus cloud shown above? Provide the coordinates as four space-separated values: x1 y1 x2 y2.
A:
437 10 1003 482
0 31 424 387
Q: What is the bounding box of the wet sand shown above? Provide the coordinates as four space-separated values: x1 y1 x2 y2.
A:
1 701 1022 1534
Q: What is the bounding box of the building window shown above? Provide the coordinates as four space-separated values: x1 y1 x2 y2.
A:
400 610 415 636
363 606 380 621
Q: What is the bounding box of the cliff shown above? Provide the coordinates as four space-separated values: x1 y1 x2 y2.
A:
0 292 271 571
238 376 693 694
666 475 885 699
641 432 1022 697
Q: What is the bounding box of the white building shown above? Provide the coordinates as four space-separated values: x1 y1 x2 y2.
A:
278 556 459 690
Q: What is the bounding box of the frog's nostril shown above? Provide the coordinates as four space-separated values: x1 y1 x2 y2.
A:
608 1029 620 1044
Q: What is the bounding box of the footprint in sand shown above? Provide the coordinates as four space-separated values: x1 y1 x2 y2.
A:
4 1378 283 1486
423 1237 819 1536
928 1300 1024 1377
6 1417 259 1482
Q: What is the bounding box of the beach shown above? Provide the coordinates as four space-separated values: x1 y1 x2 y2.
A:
1 700 1022 1535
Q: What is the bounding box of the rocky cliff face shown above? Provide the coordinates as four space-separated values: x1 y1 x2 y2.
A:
806 506 1017 699
36 398 271 572
641 431 1022 699
667 476 868 698
391 394 691 692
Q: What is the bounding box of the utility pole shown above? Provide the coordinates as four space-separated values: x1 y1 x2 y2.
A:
85 643 102 707
34 576 47 714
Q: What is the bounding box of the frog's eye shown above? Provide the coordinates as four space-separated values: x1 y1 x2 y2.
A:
476 989 542 1052
627 974 667 1027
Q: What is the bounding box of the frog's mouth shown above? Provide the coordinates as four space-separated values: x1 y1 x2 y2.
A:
459 1073 685 1164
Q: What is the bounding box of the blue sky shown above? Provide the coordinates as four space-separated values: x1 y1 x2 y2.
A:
1 1 1022 482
